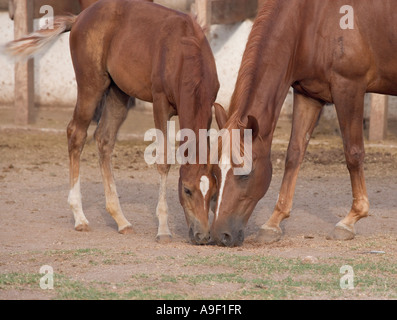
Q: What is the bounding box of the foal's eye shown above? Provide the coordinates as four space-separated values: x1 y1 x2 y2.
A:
184 187 192 197
239 174 250 181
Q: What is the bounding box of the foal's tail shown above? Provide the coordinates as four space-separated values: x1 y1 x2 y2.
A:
3 15 78 61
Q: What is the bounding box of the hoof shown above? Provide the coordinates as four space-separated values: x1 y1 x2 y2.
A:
256 226 282 244
75 223 90 232
119 224 134 235
155 234 172 244
327 223 355 240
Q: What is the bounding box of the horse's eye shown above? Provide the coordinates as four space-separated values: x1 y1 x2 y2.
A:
184 187 192 196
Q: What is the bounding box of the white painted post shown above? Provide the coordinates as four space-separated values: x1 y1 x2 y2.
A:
369 94 388 141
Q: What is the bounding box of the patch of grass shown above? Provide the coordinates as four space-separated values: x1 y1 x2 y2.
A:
182 253 397 299
2 249 395 300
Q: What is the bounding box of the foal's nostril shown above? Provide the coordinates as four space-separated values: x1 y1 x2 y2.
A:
236 229 245 245
190 227 210 245
189 227 194 242
195 232 203 242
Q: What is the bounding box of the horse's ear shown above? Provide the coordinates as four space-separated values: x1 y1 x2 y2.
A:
246 115 259 140
213 103 227 129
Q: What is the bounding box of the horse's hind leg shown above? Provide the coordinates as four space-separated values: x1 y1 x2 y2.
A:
257 90 324 243
95 85 133 234
330 82 369 240
67 77 110 231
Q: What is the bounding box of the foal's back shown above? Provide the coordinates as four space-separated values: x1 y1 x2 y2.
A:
70 0 201 102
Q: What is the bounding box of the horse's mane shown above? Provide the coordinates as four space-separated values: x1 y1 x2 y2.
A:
212 1 278 168
228 0 278 118
211 118 253 169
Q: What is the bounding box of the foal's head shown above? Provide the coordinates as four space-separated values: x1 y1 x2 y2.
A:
177 29 220 245
179 163 217 245
210 109 272 247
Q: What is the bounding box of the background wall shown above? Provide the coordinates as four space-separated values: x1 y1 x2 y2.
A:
0 1 396 119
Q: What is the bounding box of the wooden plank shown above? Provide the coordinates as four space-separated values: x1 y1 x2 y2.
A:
14 0 34 125
33 0 81 18
211 0 257 24
0 0 8 10
369 94 388 141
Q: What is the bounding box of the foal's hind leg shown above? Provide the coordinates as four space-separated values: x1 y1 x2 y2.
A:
257 90 324 243
67 78 110 231
95 85 133 234
330 83 369 240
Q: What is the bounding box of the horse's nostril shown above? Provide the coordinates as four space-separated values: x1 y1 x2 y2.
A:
220 232 233 247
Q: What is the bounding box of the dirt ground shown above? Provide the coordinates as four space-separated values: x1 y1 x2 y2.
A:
0 105 396 300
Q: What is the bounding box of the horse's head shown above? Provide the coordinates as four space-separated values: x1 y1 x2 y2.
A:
210 105 272 247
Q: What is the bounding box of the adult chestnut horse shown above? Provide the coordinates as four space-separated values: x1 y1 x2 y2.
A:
211 0 397 246
5 0 219 244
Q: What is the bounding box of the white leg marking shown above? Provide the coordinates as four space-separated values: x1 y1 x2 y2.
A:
156 174 171 237
68 176 89 228
200 175 210 209
215 153 232 221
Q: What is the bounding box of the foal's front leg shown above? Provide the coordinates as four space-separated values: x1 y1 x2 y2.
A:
153 93 174 243
257 91 324 243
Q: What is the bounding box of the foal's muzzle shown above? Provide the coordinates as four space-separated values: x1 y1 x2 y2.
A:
189 226 211 245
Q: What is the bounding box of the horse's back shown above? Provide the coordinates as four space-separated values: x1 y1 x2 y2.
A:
293 0 397 97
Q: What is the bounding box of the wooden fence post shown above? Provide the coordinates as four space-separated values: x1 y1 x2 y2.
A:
369 94 388 141
13 0 34 125
196 0 211 37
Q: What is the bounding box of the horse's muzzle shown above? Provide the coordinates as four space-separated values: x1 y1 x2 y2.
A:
210 228 245 247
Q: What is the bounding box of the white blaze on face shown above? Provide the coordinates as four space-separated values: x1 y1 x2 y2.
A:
215 153 232 221
200 175 210 209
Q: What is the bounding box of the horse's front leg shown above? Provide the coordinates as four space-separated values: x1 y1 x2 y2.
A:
153 93 174 243
330 82 369 240
257 90 324 243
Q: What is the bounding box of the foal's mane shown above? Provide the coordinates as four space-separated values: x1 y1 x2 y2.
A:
180 15 206 101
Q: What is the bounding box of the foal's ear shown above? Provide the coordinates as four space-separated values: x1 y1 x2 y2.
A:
213 103 227 129
246 115 260 140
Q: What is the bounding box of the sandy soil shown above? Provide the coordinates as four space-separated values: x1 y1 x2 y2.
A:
0 106 396 299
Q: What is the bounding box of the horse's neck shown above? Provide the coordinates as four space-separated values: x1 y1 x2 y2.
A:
229 0 297 143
